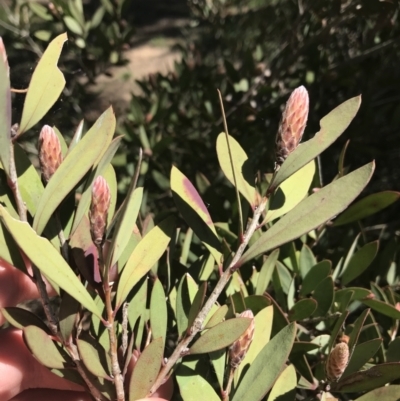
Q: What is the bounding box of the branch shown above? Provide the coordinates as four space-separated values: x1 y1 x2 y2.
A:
148 197 268 395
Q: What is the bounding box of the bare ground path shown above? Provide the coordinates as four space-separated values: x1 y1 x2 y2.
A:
83 0 190 121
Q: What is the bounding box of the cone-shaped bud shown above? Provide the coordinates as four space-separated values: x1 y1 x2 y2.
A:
38 125 63 182
89 176 111 245
0 37 10 77
325 337 349 382
229 310 255 369
276 86 309 166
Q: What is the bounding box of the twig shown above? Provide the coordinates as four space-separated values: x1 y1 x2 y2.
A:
148 197 268 395
100 241 125 401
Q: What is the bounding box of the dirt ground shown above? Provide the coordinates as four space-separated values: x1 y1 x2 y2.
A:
83 2 190 121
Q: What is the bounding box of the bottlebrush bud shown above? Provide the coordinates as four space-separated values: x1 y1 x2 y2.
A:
325 336 350 382
276 86 309 166
89 176 111 245
38 125 63 182
229 310 255 369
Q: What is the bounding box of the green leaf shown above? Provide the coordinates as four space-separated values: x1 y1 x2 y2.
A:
64 16 84 35
255 249 279 295
332 362 400 392
189 318 251 354
33 107 116 235
334 191 400 226
204 304 228 329
128 338 164 401
90 6 105 29
171 166 222 267
347 309 370 356
116 217 174 309
239 162 374 265
341 241 379 285
71 135 122 236
187 282 207 329
216 133 259 208
0 43 11 177
288 299 317 322
312 276 334 316
362 298 400 320
343 338 382 378
291 341 320 354
127 278 147 329
0 220 26 272
176 274 198 337
19 33 68 135
354 385 400 401
231 323 296 401
267 364 297 401
299 244 317 278
77 336 111 380
300 260 331 296
270 96 361 191
107 186 143 269
59 292 80 342
236 306 273 382
335 287 372 302
0 207 101 317
29 2 53 20
176 365 220 401
1 307 50 333
14 144 44 216
23 325 68 369
150 278 168 347
265 161 315 223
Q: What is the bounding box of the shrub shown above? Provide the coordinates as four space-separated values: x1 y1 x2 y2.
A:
1 33 400 401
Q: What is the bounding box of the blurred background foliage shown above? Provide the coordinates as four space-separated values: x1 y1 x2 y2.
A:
1 0 400 245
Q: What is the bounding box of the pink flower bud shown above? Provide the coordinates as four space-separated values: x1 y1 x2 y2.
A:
276 86 309 166
38 125 63 182
229 310 255 369
89 176 111 245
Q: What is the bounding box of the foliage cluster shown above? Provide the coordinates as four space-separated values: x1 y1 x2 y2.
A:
1 31 400 401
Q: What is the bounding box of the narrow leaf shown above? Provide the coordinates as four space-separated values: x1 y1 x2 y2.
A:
2 307 50 333
177 365 220 401
150 278 168 347
107 187 143 269
0 207 101 317
116 217 174 309
231 323 296 401
354 385 400 400
334 191 400 226
0 41 11 176
189 318 251 354
239 162 374 265
24 325 68 369
265 161 315 223
332 362 400 392
19 33 68 134
216 133 259 208
77 337 111 380
343 338 382 378
128 338 164 401
341 241 379 285
267 364 297 401
171 166 222 266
